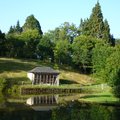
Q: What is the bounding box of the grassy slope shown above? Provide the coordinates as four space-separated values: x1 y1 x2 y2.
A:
0 57 94 86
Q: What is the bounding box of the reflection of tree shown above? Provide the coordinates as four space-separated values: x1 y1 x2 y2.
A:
0 93 7 108
112 107 120 120
51 101 117 120
0 109 51 120
90 105 111 120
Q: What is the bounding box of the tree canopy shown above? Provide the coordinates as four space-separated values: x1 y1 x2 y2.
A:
79 2 115 45
22 14 43 35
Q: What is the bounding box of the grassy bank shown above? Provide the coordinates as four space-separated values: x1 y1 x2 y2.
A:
79 92 119 103
0 58 94 90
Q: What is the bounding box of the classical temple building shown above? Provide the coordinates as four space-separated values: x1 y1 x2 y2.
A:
27 67 59 85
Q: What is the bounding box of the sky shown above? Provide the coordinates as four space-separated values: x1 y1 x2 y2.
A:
0 0 120 38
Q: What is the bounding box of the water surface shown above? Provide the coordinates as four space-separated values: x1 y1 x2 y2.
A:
0 94 120 120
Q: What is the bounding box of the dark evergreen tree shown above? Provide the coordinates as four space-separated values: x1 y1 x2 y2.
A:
89 2 104 38
79 18 90 36
79 2 114 45
8 26 15 34
8 21 22 34
0 30 6 56
22 14 43 35
15 20 22 33
103 19 110 40
109 34 115 46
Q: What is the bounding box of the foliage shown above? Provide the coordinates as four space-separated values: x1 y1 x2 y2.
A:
21 29 41 58
5 36 25 57
102 46 120 85
92 42 114 80
79 2 114 45
54 40 71 64
92 44 120 98
48 22 78 43
22 14 43 35
51 101 116 120
8 20 22 34
37 34 54 61
0 30 6 56
59 22 78 43
5 15 43 58
116 39 120 45
72 35 97 73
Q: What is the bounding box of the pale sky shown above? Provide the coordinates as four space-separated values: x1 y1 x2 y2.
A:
0 0 120 38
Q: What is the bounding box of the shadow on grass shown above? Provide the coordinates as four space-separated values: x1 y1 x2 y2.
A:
60 79 78 85
0 59 37 73
0 58 57 74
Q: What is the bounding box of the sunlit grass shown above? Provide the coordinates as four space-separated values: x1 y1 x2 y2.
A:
60 70 94 85
79 92 119 103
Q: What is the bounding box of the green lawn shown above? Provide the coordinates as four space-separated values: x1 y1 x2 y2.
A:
79 92 119 103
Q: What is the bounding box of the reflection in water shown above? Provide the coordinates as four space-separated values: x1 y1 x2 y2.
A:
51 101 120 120
0 93 7 108
0 94 120 120
26 95 58 111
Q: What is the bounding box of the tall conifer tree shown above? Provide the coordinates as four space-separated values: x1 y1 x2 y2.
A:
15 21 22 33
22 14 43 35
80 2 114 45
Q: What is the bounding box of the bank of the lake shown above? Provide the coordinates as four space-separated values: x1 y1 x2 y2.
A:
20 83 110 94
0 57 94 93
0 58 119 105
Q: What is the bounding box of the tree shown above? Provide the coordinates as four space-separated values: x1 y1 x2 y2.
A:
103 19 110 40
49 22 78 43
72 36 97 73
79 2 114 45
54 40 71 64
6 15 43 58
22 14 43 35
92 42 114 82
21 29 41 58
15 20 22 33
5 35 25 58
6 23 25 58
8 21 22 34
102 46 120 84
89 2 104 38
8 26 15 34
0 30 6 56
59 22 78 43
37 34 54 61
103 46 120 98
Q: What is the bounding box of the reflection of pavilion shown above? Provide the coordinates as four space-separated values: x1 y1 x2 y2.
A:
26 95 58 111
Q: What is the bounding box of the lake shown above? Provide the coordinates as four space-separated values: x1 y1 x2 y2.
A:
0 94 120 120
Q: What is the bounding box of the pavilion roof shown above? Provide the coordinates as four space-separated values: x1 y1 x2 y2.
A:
28 67 59 74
